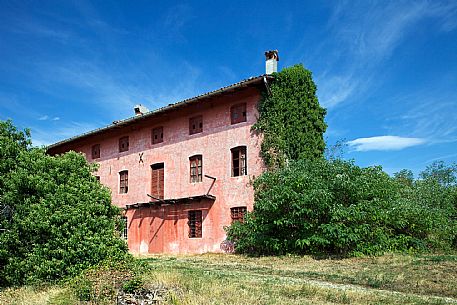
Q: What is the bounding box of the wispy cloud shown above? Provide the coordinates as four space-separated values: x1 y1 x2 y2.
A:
314 1 457 108
347 136 426 152
38 115 49 120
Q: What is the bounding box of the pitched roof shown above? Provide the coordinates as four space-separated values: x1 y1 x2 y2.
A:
47 74 272 150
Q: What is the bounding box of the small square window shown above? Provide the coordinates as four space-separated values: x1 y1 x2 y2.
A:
188 210 202 238
119 136 129 152
230 103 247 124
92 144 100 159
189 115 203 135
152 127 163 144
119 170 128 194
231 207 247 223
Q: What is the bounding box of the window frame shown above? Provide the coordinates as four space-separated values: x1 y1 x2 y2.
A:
231 206 247 224
231 146 247 177
189 155 203 183
230 103 247 125
91 144 100 159
189 115 203 135
119 170 129 194
152 126 163 144
188 210 202 238
119 136 129 152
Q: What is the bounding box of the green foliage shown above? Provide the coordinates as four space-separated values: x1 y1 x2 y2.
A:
0 120 128 286
254 64 327 169
70 257 147 303
227 159 457 256
122 277 144 293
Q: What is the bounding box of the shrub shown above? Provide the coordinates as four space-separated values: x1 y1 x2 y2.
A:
0 120 129 286
227 159 457 256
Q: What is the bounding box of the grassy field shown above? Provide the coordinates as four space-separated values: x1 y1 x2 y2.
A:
1 253 456 304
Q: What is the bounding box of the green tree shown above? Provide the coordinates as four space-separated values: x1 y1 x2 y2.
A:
0 120 128 286
420 161 457 186
254 64 327 169
227 159 456 256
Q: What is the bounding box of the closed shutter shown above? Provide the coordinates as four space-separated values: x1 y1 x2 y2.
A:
151 163 164 199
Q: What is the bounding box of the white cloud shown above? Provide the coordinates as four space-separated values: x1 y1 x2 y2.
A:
347 136 426 152
38 115 49 120
52 117 60 121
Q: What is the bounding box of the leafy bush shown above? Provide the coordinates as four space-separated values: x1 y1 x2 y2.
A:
227 159 457 256
0 120 129 286
71 257 147 303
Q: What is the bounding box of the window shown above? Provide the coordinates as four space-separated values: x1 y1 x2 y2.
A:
91 144 100 159
189 155 202 183
231 207 247 223
152 127 163 144
119 136 129 152
119 170 128 194
231 146 247 176
122 216 128 240
230 103 247 124
189 115 203 135
188 210 202 238
151 163 164 199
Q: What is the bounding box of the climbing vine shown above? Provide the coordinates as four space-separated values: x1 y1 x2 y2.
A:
254 64 327 169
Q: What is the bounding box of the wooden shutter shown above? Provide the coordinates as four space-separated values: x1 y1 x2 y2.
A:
92 144 100 159
231 103 247 124
152 127 163 144
189 116 203 135
151 163 164 199
119 136 129 152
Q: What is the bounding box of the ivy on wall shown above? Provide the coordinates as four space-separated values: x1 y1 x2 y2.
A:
254 64 327 169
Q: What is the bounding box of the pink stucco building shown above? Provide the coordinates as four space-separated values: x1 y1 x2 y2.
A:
48 51 279 254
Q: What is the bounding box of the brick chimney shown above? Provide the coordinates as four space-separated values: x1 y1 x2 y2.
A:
134 104 149 116
265 50 279 74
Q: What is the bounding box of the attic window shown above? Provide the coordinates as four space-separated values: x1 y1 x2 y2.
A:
188 210 202 238
231 146 247 177
231 207 247 223
119 136 129 152
230 103 247 124
189 155 202 183
189 115 203 135
119 170 128 194
91 144 100 159
152 127 163 144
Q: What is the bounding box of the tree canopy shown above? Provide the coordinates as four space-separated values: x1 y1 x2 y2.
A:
0 120 128 286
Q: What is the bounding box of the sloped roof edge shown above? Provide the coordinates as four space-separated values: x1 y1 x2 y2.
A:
48 74 272 150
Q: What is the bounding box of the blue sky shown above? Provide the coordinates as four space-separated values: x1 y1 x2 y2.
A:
1 1 456 176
